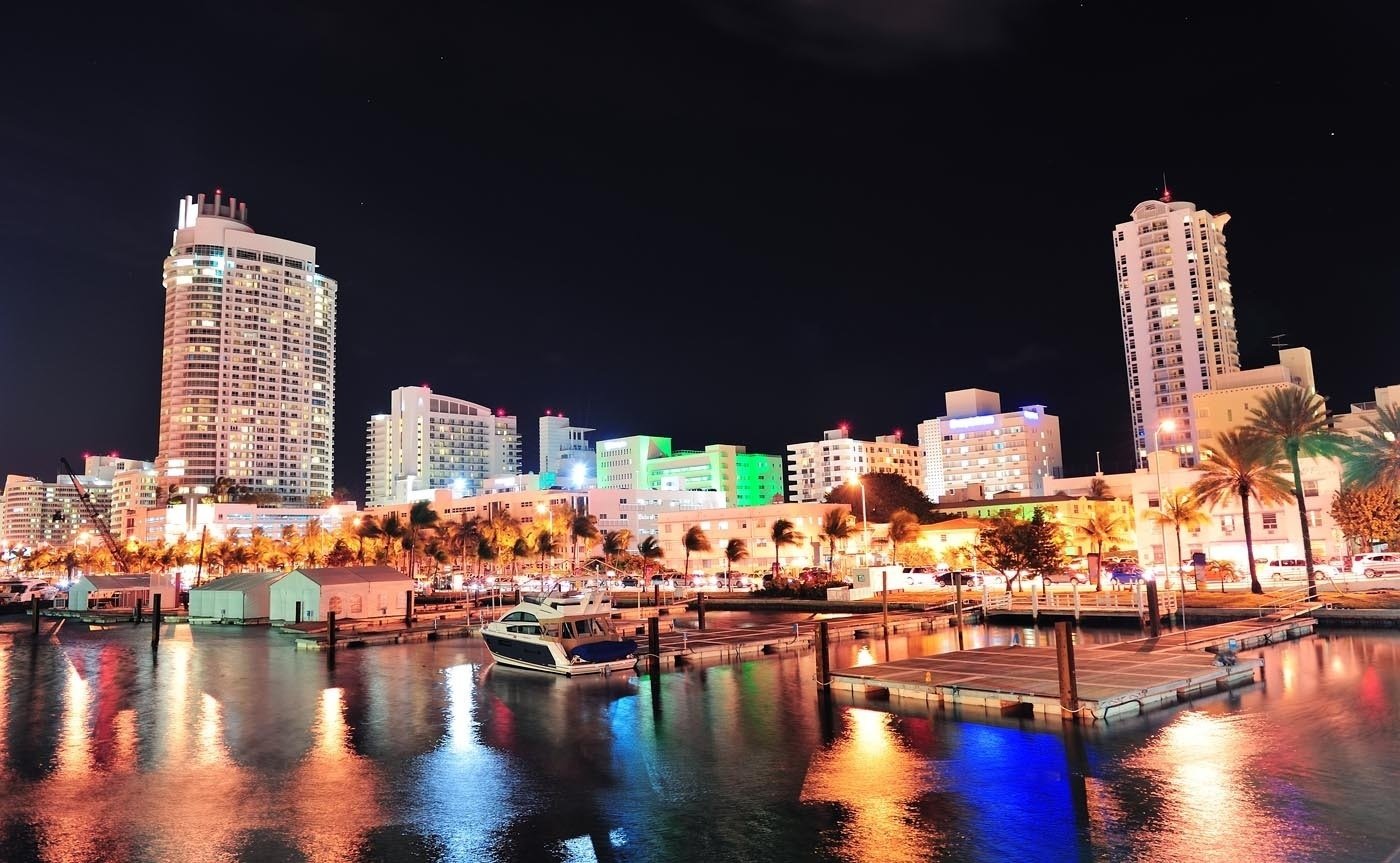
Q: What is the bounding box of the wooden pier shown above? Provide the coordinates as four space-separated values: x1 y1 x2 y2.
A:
979 583 1179 623
827 608 1318 722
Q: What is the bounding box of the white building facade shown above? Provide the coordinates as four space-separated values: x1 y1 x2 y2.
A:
2 456 152 548
786 428 921 503
1130 453 1344 571
656 502 850 574
539 412 596 488
125 499 358 546
918 388 1063 500
156 192 337 506
1116 192 1240 469
365 386 521 506
369 486 725 550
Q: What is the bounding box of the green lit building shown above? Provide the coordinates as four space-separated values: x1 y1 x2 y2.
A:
595 436 783 508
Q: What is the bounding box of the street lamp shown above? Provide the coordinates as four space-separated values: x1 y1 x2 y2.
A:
1153 419 1177 587
847 476 869 562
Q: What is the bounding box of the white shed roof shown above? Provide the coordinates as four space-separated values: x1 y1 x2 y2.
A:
192 571 287 593
291 566 409 587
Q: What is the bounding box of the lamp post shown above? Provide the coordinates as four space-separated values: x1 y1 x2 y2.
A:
847 476 869 563
1152 419 1177 587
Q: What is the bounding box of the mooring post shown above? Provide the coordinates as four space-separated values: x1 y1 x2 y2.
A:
816 620 832 689
151 592 162 651
133 597 143 625
954 574 965 650
647 616 660 676
653 583 660 608
696 590 706 631
32 596 41 637
1145 578 1162 638
327 610 337 663
1055 619 1080 719
405 589 414 629
1031 585 1039 621
881 570 889 636
1072 581 1081 622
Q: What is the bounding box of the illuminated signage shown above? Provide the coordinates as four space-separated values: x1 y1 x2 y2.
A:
948 415 996 430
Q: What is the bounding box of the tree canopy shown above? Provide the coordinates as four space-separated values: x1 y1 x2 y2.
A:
822 472 937 523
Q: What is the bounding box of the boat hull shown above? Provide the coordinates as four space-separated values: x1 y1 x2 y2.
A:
483 632 637 677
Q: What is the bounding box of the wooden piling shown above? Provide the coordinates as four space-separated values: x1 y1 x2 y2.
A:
653 584 660 608
1145 579 1162 638
1054 619 1079 719
1073 582 1082 621
151 593 162 651
696 591 706 631
1031 586 1040 621
133 597 143 625
327 611 337 663
816 620 832 688
405 590 414 628
647 616 660 676
954 574 965 650
881 570 889 636
32 596 41 637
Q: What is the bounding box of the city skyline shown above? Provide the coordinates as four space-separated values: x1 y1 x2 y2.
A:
3 3 1396 500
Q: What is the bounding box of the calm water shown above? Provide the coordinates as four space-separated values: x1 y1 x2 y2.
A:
1 612 1397 863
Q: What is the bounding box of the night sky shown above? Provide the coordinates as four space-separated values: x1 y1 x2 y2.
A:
2 2 1396 499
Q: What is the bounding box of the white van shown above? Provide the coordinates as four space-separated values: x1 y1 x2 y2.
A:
1264 559 1338 581
1350 553 1400 578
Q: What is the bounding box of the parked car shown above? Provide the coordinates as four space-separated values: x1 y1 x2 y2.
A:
934 570 981 588
1108 563 1145 586
1351 553 1400 578
1041 569 1089 585
1265 559 1339 581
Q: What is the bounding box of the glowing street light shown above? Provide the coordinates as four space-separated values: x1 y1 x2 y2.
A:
847 476 870 561
1153 419 1177 587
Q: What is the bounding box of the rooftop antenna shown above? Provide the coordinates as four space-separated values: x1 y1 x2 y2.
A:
1160 172 1172 203
1270 333 1289 349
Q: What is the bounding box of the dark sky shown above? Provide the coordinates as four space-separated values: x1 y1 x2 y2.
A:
2 1 1396 499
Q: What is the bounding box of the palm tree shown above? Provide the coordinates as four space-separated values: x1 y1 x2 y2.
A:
406 501 441 582
1088 477 1111 498
570 513 600 573
1341 404 1400 492
1144 489 1212 590
534 528 559 579
769 519 803 579
1073 504 1128 591
637 535 664 581
601 529 633 567
511 537 533 580
353 515 380 566
248 526 274 570
1248 388 1344 600
379 512 408 571
723 538 748 594
443 514 482 575
886 509 921 567
682 525 711 579
1191 431 1294 594
476 536 498 579
819 509 855 573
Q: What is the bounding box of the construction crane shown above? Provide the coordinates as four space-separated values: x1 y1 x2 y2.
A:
58 457 131 573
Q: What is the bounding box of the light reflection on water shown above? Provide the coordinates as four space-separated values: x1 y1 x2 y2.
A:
0 616 1397 862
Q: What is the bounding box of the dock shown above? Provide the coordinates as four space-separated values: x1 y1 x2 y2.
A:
827 607 1319 722
648 610 953 666
979 584 1178 623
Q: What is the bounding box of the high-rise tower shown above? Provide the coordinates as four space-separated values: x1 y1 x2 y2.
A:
1115 189 1239 468
156 192 337 506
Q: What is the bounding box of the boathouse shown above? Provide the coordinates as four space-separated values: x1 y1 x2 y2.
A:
269 566 412 622
67 573 174 611
189 571 287 624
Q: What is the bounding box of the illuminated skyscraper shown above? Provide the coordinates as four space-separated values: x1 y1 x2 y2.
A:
156 191 337 506
1115 189 1239 468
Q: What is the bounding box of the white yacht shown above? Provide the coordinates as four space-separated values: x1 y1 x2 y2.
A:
481 591 639 676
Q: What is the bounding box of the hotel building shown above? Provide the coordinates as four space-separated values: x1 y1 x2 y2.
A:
365 386 521 506
1115 190 1240 468
595 435 784 508
156 192 337 506
786 427 921 503
2 455 153 547
538 412 596 489
917 388 1062 500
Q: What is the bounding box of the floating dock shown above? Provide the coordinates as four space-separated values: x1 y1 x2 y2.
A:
828 609 1317 721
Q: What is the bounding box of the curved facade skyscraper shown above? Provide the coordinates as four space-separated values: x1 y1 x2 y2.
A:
156 191 337 506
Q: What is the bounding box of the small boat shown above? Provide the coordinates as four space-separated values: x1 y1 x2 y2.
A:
481 591 638 676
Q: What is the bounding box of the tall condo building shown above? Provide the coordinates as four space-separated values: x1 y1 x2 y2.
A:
538 412 596 489
917 389 1063 500
156 192 337 506
1115 189 1239 468
366 386 521 506
786 427 922 503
